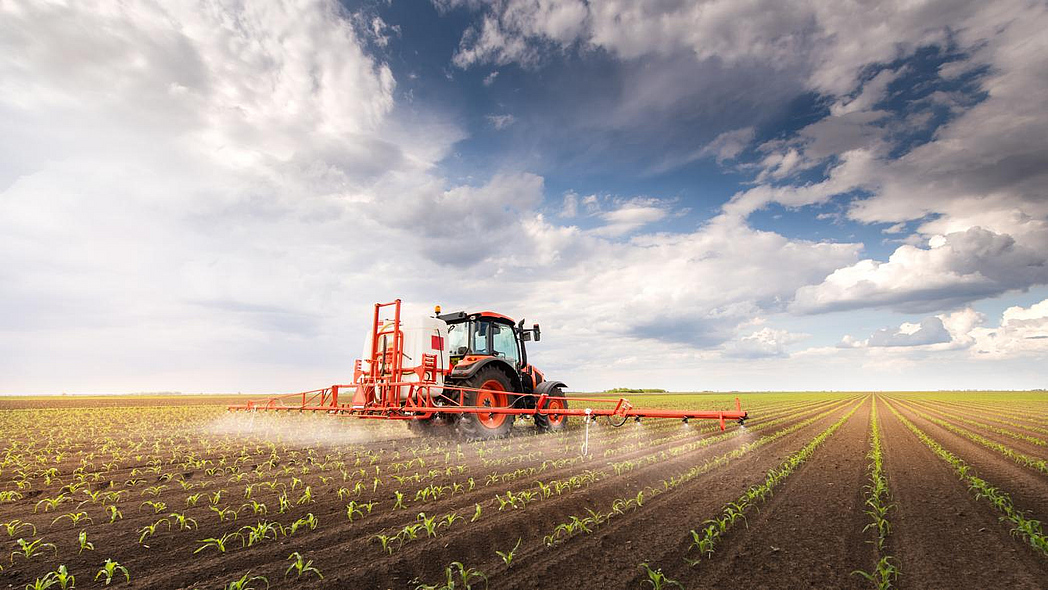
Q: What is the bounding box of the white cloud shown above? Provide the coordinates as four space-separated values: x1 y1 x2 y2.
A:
483 70 500 85
649 126 756 174
590 198 670 237
445 0 980 95
792 227 1048 314
0 0 868 392
485 113 516 129
723 327 808 359
559 191 578 218
867 317 951 347
971 299 1048 358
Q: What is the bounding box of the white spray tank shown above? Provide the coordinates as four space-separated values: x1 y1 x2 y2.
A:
359 314 450 401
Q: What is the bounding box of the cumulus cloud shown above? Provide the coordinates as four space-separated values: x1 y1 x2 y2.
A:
0 0 873 392
444 0 978 95
868 317 951 347
723 327 808 359
792 227 1048 314
971 299 1048 358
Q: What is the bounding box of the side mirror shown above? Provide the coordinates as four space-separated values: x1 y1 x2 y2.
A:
533 324 541 341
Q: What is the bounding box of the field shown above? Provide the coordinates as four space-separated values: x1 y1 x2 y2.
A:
2 392 1048 589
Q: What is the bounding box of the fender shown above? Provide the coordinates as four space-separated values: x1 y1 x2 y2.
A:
534 380 567 396
449 356 523 391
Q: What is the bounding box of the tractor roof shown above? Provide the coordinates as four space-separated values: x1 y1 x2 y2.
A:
438 310 516 324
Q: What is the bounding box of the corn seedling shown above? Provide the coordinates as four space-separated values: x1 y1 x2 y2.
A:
2 519 36 537
285 552 323 579
286 513 318 535
137 518 170 544
169 512 198 530
105 506 122 523
25 573 58 590
53 565 75 590
240 521 283 546
496 538 521 567
222 572 269 590
140 500 166 514
78 529 94 553
194 532 245 554
853 556 900 590
412 562 488 590
639 563 683 590
94 559 129 586
11 537 58 562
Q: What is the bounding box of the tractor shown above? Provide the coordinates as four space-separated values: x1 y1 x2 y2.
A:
412 308 567 438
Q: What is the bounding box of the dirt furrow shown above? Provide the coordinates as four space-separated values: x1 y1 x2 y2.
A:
887 398 1048 521
878 397 1048 589
667 395 872 590
482 399 864 590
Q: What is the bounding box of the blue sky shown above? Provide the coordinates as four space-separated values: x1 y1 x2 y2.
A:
1 0 1047 393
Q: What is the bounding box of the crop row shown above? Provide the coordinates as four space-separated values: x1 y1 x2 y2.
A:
543 398 863 548
852 398 897 589
684 399 863 562
885 401 1048 556
896 401 1048 476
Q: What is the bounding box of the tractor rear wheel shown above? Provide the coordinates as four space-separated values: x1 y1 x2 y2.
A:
534 387 569 432
456 367 516 439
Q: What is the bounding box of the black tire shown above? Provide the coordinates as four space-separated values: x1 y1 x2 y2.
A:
456 366 516 440
534 387 569 432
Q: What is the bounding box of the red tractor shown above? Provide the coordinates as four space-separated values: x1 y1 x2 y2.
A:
415 309 568 438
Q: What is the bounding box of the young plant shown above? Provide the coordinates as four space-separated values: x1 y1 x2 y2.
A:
105 506 123 524
137 518 170 544
852 556 900 590
2 519 36 537
11 537 58 562
95 559 129 586
51 511 92 529
639 563 683 590
240 521 283 547
222 572 269 590
53 565 76 590
286 513 318 535
25 573 58 590
194 532 244 554
168 512 198 530
412 562 488 590
285 552 323 579
78 529 94 554
496 538 522 567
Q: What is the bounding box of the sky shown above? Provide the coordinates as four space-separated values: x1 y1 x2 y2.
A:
1 0 1047 394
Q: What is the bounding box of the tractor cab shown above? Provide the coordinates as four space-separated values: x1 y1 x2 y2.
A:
438 310 539 371
436 309 552 403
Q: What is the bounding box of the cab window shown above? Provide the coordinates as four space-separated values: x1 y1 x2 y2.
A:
447 322 468 356
471 321 491 355
491 322 520 365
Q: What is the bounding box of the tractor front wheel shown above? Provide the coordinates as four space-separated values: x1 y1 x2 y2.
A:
456 367 516 439
534 387 569 432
